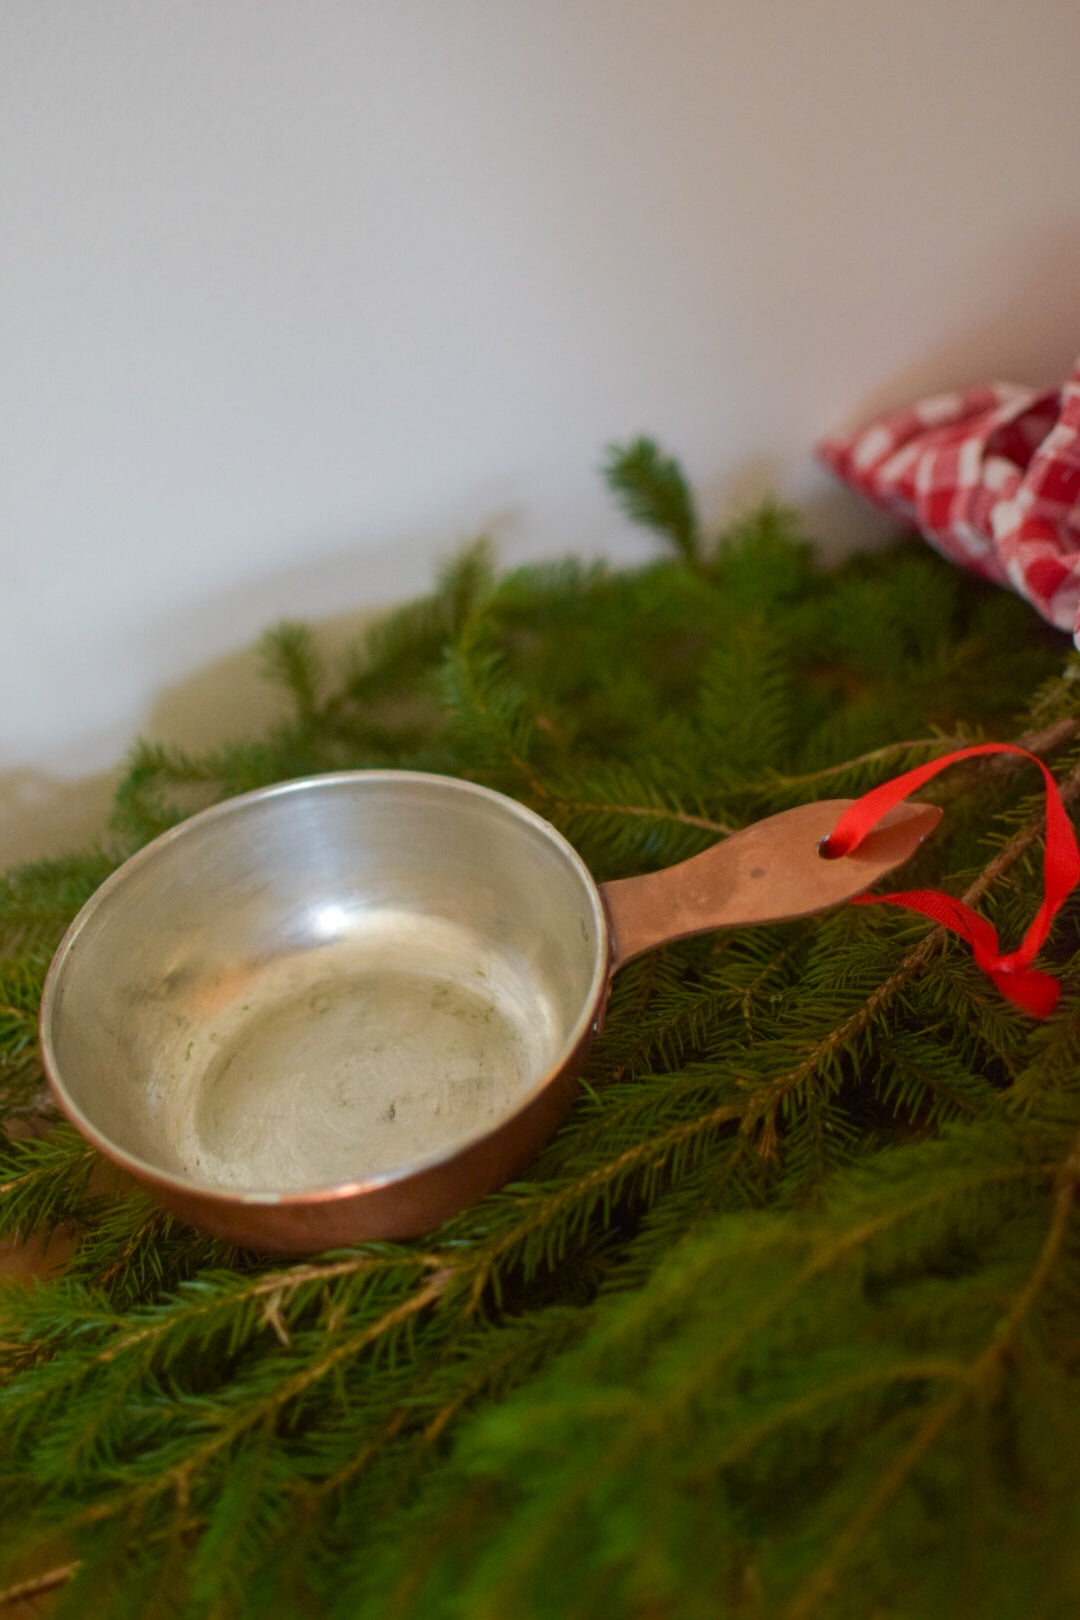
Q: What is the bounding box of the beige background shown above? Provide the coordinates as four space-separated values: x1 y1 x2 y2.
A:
0 606 380 866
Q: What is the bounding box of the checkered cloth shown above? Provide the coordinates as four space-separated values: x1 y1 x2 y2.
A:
817 354 1080 645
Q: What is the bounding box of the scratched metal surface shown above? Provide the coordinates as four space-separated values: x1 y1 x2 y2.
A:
42 772 603 1200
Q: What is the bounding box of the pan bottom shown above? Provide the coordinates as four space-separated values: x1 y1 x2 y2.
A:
166 945 559 1193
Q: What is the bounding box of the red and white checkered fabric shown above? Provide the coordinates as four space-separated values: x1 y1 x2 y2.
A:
817 354 1080 644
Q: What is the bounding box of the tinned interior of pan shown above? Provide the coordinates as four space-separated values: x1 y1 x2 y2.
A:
42 774 609 1196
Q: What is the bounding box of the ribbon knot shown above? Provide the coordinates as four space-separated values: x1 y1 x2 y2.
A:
821 744 1080 1017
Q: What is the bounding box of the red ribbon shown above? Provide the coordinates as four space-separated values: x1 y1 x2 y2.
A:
819 745 1080 1017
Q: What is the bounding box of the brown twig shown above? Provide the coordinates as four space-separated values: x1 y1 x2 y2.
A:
748 736 964 793
540 795 734 836
0 1561 81 1610
1010 714 1080 758
747 716 1079 797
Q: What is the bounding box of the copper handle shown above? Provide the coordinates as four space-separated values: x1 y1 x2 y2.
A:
600 797 942 972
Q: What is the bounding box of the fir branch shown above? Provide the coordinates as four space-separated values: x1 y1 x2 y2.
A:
518 761 736 870
0 1129 100 1245
256 621 324 723
783 1126 1080 1620
305 1306 587 1512
687 1354 971 1484
438 637 539 792
0 1560 81 1611
532 790 732 839
8 1266 457 1558
0 853 117 939
603 437 702 564
1007 713 1080 758
335 537 494 716
366 1135 1056 1620
464 1099 744 1307
744 748 1080 1149
0 955 51 1119
751 715 1078 810
1 470 1076 1617
751 734 960 793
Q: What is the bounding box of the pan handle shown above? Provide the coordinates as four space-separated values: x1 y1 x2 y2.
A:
599 797 942 973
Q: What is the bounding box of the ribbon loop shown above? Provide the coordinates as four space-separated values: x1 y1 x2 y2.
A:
821 744 1079 1017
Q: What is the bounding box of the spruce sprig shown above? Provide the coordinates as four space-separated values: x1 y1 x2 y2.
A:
603 437 702 564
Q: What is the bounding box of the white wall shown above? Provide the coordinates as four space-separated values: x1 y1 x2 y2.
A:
3 1 1079 779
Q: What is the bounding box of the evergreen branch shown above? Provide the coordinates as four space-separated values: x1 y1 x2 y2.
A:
64 1310 593 1606
875 1031 996 1122
332 538 494 721
434 1153 1052 1620
651 1163 1052 1419
783 1127 1080 1620
688 1354 969 1482
0 1249 443 1428
95 1250 444 1366
465 1101 744 1306
600 981 731 1082
30 1267 457 1547
603 438 701 563
750 717 1078 803
0 854 117 939
533 791 733 838
56 1197 240 1305
256 621 324 722
438 639 540 792
1 485 1076 1616
167 1270 452 1484
94 1208 176 1291
441 634 734 841
788 1395 968 1620
0 1560 81 1611
0 1130 100 1245
750 735 960 792
744 748 1080 1146
739 936 802 1033
309 1406 411 1504
309 1308 586 1509
0 1003 37 1050
1006 713 1080 759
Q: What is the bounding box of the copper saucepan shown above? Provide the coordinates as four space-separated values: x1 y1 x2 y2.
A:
39 771 939 1253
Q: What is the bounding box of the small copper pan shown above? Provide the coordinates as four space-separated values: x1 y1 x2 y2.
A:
39 772 939 1253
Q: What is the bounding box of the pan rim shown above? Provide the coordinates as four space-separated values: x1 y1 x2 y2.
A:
39 769 611 1208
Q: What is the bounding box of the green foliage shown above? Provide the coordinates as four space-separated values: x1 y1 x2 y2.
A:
603 436 702 563
1 439 1079 1617
256 621 324 724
